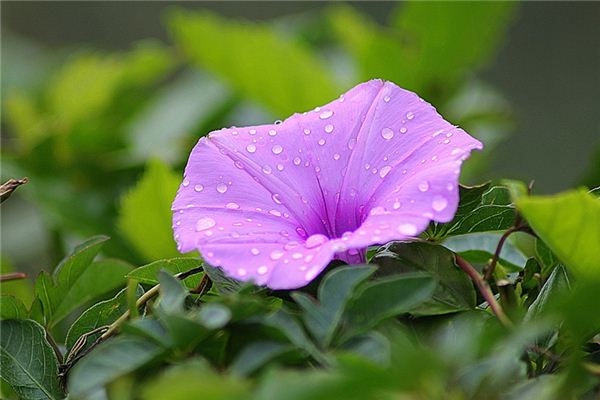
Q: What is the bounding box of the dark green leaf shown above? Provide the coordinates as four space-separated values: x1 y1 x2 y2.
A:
447 205 515 236
443 232 527 271
68 336 164 397
525 265 570 321
203 264 243 294
157 270 188 315
193 303 231 330
65 286 144 352
231 341 292 376
372 242 475 315
292 265 377 346
127 257 202 289
0 319 64 400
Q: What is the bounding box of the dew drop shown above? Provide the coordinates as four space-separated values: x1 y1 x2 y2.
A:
226 202 240 210
268 129 277 136
182 178 190 187
398 223 417 235
257 265 268 275
381 127 394 140
246 144 257 153
303 128 311 135
324 124 334 133
272 193 282 204
271 144 283 155
451 148 462 156
249 129 257 135
406 111 415 120
418 181 430 192
305 234 328 248
194 184 204 192
399 127 407 134
383 95 391 103
296 227 307 237
237 268 247 277
379 165 392 178
276 163 284 171
318 138 326 146
333 153 341 161
269 210 282 217
447 183 454 191
196 217 216 232
305 267 320 281
292 252 303 260
270 250 284 260
231 130 238 136
347 138 356 150
443 139 451 144
216 183 228 193
234 161 244 169
432 196 448 212
251 248 260 256
293 157 302 166
393 201 401 210
262 165 272 174
319 110 334 119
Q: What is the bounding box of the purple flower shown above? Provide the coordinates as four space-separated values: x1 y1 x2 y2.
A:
172 80 482 289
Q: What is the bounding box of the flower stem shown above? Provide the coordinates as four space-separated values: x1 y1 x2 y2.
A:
455 255 512 327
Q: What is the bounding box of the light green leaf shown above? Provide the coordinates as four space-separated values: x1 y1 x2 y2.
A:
168 10 338 116
0 296 27 320
127 257 202 289
372 242 476 315
443 232 527 271
0 319 64 400
68 336 165 397
118 159 181 261
517 189 600 278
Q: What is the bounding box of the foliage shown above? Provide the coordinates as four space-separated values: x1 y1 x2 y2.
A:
1 4 599 400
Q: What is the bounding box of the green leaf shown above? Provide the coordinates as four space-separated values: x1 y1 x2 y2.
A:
447 205 515 236
65 286 144 352
168 10 338 116
230 341 292 376
117 159 181 261
0 319 64 400
525 265 570 321
127 257 202 289
203 264 243 294
35 244 133 328
0 296 27 320
517 189 600 278
291 265 377 346
141 359 250 400
68 336 165 397
443 232 527 271
372 242 476 315
193 303 232 330
346 272 436 333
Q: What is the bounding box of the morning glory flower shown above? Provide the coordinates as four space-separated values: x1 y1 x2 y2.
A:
172 80 482 289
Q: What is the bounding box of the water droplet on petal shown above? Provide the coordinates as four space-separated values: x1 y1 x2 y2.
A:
324 124 334 133
251 248 260 256
447 183 454 191
268 129 277 136
182 178 190 187
305 267 320 281
292 252 303 260
406 111 415 120
379 165 392 178
257 265 268 275
249 129 257 135
293 157 301 166
270 250 284 260
451 148 462 156
393 201 401 210
234 161 244 169
237 268 247 277
319 110 333 119
272 144 283 154
399 127 407 134
272 193 282 204
295 227 307 237
196 217 216 231
216 183 228 193
432 196 448 212
226 202 240 210
398 223 417 235
305 233 328 248
194 184 204 192
383 95 391 102
304 128 311 135
318 139 326 146
333 153 341 161
348 138 356 150
262 165 272 174
381 127 394 140
443 139 451 144
418 181 430 192
246 144 256 153
269 210 282 217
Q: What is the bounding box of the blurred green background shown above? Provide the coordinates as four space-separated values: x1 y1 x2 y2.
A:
1 2 599 279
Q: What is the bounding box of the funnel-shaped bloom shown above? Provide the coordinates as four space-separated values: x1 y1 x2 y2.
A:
172 80 482 289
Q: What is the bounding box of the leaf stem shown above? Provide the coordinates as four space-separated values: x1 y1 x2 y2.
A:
483 225 520 280
455 255 512 327
0 272 28 282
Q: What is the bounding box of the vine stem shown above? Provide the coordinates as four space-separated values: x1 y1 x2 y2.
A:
455 255 513 327
483 226 520 280
0 272 28 282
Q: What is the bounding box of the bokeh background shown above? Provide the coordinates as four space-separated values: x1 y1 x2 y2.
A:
1 2 599 280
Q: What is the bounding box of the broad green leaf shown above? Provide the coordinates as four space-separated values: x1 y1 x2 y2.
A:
157 270 188 315
68 336 165 397
35 244 133 328
292 265 377 346
346 272 436 333
193 303 232 330
372 242 476 315
65 286 144 352
0 319 64 400
443 232 527 271
517 189 600 278
0 296 27 320
118 159 181 261
142 359 250 400
127 257 202 289
168 10 338 116
447 205 515 236
203 264 244 294
525 265 570 322
340 331 391 365
230 341 292 376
